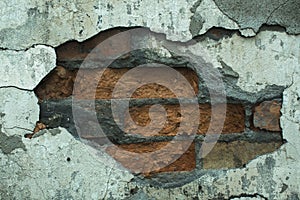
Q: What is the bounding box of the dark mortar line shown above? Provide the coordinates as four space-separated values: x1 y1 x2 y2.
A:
195 141 203 170
45 97 254 106
244 103 253 129
81 131 283 145
132 169 229 189
132 170 202 189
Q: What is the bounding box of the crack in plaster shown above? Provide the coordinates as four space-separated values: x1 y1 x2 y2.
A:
0 43 55 52
0 86 33 92
266 0 290 24
211 0 240 28
103 167 114 199
227 193 268 200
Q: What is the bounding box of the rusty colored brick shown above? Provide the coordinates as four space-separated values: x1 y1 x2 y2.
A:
36 66 199 100
35 66 77 101
253 100 281 132
74 67 198 99
124 104 245 136
198 104 245 134
202 141 282 169
106 141 195 174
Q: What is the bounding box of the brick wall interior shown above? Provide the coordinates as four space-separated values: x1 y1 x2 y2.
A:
32 28 283 177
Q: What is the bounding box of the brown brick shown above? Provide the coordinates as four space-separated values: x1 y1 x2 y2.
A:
253 100 281 132
202 141 282 169
35 66 77 100
198 104 245 134
106 141 195 174
124 104 193 136
62 67 198 99
56 28 131 61
35 67 198 100
124 104 245 136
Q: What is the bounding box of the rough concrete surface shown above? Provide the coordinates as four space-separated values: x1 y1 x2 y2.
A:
0 0 300 199
0 128 134 200
213 0 300 34
0 88 39 136
0 45 56 90
0 0 299 50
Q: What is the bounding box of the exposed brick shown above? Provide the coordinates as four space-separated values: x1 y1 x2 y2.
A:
125 104 194 136
56 28 131 61
198 104 245 134
202 141 282 169
106 141 195 174
125 104 245 136
74 67 198 99
36 66 199 100
253 100 281 132
35 66 77 100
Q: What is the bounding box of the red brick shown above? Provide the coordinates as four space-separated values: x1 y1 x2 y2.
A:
74 67 198 99
36 66 199 100
198 104 245 134
124 104 245 136
35 66 77 100
253 100 281 132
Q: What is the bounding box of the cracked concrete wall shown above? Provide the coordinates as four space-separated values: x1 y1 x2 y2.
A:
0 0 299 199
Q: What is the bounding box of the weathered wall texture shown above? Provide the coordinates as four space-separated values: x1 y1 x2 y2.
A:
0 0 300 199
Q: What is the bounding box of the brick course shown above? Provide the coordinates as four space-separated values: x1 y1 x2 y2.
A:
125 104 245 136
35 66 198 100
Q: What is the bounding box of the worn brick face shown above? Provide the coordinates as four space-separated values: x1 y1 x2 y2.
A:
253 100 281 132
125 104 245 136
35 66 77 100
198 104 245 134
74 67 198 99
202 141 282 169
106 141 195 174
35 66 199 100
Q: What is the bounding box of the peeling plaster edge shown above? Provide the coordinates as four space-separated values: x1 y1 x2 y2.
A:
0 24 297 52
211 0 300 37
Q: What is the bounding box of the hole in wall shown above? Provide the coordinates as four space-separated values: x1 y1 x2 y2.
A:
31 27 284 186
